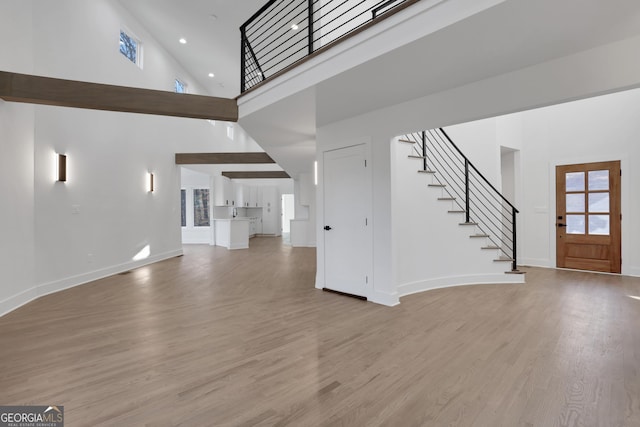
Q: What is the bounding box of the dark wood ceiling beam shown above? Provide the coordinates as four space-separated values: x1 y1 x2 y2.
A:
175 152 276 165
222 171 291 179
0 71 238 121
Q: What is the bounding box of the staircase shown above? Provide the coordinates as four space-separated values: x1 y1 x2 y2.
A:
398 128 523 276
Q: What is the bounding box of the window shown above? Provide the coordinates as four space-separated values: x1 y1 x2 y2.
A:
180 190 186 227
565 170 611 235
120 30 142 67
193 189 210 227
175 79 187 94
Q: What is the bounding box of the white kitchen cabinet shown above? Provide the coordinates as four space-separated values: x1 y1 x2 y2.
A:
215 176 234 206
213 219 249 249
247 185 259 207
235 183 245 207
249 217 257 237
255 216 263 235
256 186 264 208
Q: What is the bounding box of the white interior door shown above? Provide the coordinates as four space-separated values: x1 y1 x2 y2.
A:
323 144 370 298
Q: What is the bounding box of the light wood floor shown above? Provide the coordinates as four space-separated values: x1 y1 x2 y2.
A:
1 237 639 426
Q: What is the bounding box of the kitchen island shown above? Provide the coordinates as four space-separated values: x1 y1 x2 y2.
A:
213 218 250 250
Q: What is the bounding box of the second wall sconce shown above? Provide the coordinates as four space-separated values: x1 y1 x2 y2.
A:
148 172 154 193
57 154 67 182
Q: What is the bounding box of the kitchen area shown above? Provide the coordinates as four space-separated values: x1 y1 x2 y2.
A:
181 167 291 249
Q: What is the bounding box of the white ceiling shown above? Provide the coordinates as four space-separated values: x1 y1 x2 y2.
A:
118 0 264 98
315 0 640 126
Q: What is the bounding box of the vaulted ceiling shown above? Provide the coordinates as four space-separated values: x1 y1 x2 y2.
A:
118 0 263 98
119 0 640 179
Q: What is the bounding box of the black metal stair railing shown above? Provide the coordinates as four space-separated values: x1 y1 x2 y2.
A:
403 128 520 271
240 0 413 92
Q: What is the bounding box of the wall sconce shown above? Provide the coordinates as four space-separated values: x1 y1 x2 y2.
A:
147 172 154 193
314 161 318 186
56 154 67 182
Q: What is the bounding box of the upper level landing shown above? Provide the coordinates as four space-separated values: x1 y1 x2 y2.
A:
237 0 640 176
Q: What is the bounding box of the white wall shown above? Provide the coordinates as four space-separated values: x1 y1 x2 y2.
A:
435 89 640 276
0 1 36 315
32 0 207 94
314 65 640 306
518 89 640 275
392 137 520 296
291 171 317 247
0 0 251 315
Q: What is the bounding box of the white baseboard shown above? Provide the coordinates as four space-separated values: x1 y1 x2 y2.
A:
313 278 399 307
228 243 249 250
0 249 183 317
520 258 552 268
368 289 400 306
0 287 39 318
625 266 640 277
398 273 525 299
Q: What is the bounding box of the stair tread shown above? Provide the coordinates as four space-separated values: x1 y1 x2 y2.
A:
438 197 456 201
398 139 416 144
505 270 526 275
417 170 435 174
481 246 500 249
448 210 465 213
459 222 477 226
428 184 446 187
470 234 489 238
408 155 427 159
494 257 514 262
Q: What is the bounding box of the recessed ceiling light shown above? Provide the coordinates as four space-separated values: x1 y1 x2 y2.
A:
208 73 215 78
179 38 187 44
291 24 298 31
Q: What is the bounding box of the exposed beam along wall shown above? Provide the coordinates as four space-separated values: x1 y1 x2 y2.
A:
175 152 276 164
221 171 290 179
0 71 238 121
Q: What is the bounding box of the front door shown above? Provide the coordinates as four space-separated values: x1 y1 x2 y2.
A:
323 144 371 298
556 161 621 273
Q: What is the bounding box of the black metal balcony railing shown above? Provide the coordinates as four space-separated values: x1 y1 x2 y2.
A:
403 128 520 272
240 0 413 93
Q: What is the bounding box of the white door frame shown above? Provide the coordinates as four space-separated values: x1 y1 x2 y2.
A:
320 143 373 298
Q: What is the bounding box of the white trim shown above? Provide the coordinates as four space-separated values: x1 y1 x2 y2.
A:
520 257 552 268
519 264 640 279
627 267 640 277
397 273 524 298
0 287 39 319
227 242 249 250
0 249 183 317
368 290 400 306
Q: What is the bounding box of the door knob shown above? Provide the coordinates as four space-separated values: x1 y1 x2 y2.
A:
324 225 332 231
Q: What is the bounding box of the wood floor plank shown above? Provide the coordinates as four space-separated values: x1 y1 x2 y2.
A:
1 238 639 426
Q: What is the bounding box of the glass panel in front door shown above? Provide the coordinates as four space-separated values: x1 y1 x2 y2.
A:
566 194 584 212
588 215 610 235
588 170 609 191
566 214 585 234
566 172 585 191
